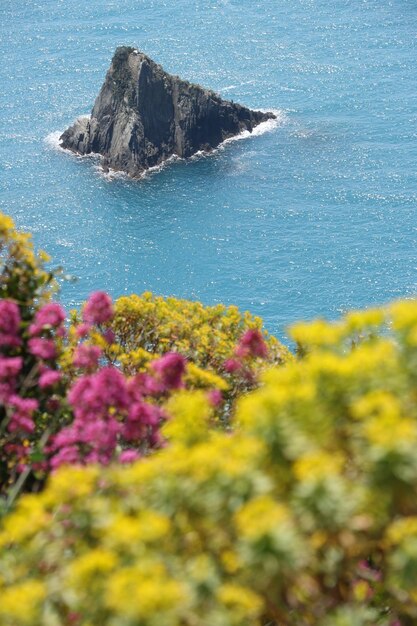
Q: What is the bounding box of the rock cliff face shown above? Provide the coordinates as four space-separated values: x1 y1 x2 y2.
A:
60 47 276 177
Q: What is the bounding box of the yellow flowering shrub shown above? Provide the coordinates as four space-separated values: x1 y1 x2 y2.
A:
110 292 287 369
0 213 55 313
65 292 291 413
2 300 417 624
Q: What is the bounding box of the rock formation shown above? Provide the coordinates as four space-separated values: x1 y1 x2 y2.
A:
60 47 276 177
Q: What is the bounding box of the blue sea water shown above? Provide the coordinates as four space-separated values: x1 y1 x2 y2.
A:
0 0 416 341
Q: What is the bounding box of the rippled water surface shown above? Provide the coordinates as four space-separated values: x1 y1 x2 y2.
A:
1 0 416 340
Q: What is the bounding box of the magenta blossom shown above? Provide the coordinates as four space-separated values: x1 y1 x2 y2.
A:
102 328 116 345
7 395 39 434
83 291 113 325
29 303 66 336
39 369 62 389
73 344 102 370
75 322 92 338
49 444 80 470
235 329 268 359
68 366 129 421
0 300 21 347
224 358 241 374
0 356 23 379
119 449 141 464
50 404 121 469
208 388 223 407
151 353 186 390
0 357 22 402
0 356 23 404
28 337 57 360
123 400 162 441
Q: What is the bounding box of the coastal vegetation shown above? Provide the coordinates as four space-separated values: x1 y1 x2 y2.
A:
1 212 417 625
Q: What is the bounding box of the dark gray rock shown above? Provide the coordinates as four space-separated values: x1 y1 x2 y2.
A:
60 47 276 177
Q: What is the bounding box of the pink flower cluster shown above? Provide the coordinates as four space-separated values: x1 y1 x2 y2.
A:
224 329 268 377
0 299 67 467
82 291 113 325
7 395 38 434
0 300 21 347
27 302 66 362
0 290 195 483
73 344 102 370
0 356 22 402
49 354 186 469
40 292 187 470
151 352 186 391
29 303 66 336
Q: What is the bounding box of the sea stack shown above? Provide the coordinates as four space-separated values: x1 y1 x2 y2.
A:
60 47 276 177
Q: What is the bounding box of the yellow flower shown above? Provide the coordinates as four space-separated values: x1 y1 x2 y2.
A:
217 583 263 618
221 550 242 574
0 580 45 624
38 249 51 263
386 517 417 545
105 566 188 620
0 213 15 234
66 549 117 587
44 466 99 503
390 299 417 330
364 415 417 449
103 511 170 548
345 307 385 331
352 390 401 421
0 494 49 545
185 362 229 391
294 451 345 482
290 318 343 348
163 391 213 444
235 496 290 540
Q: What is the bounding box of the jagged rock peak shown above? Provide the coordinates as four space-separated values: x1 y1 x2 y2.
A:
60 46 276 178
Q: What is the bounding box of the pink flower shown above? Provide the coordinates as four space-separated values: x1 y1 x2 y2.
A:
50 444 80 470
224 358 241 373
39 369 62 389
151 353 186 390
130 372 164 396
102 328 115 344
0 382 15 403
29 303 66 336
73 344 102 370
0 300 21 347
83 292 113 324
123 401 162 441
8 414 36 434
0 356 22 379
208 389 223 407
68 367 128 421
75 322 92 338
7 395 38 434
119 449 141 464
235 329 268 359
28 337 57 360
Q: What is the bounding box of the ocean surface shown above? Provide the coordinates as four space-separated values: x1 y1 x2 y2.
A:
1 0 416 342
